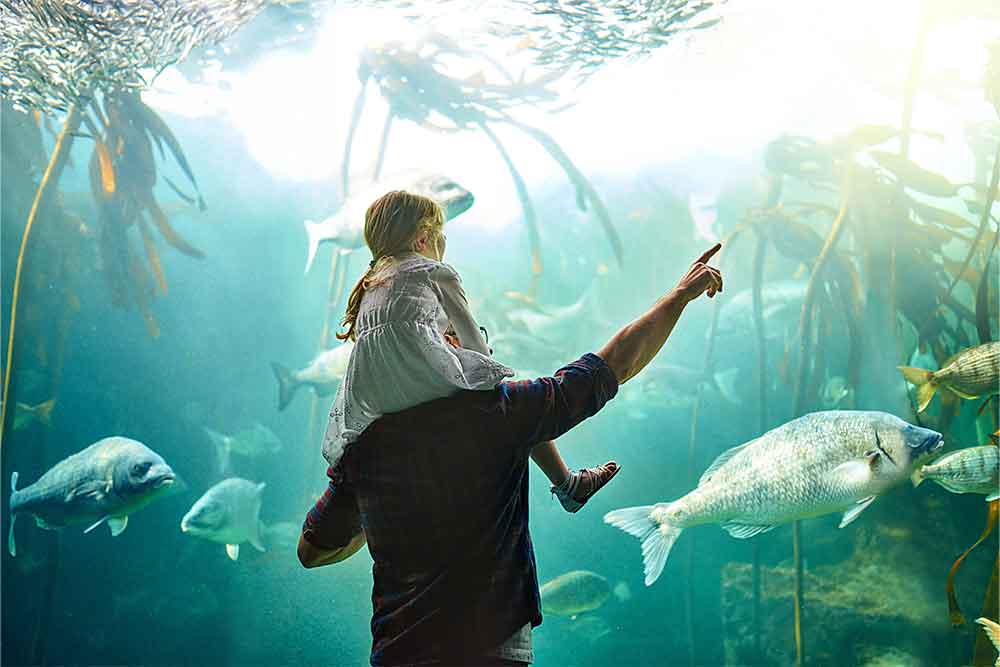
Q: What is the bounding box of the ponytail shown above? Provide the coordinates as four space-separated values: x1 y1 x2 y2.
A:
337 257 392 341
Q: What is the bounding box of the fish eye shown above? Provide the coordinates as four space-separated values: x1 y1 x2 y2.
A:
132 461 152 476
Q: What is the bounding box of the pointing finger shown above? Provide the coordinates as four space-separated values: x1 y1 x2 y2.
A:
695 243 722 266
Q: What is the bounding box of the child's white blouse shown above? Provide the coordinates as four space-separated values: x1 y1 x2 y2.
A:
322 252 514 467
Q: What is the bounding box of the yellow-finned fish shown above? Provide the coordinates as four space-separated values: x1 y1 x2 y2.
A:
912 446 999 501
976 617 1000 667
899 342 999 412
2 398 56 431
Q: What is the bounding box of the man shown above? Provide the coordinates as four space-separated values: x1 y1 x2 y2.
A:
298 244 724 666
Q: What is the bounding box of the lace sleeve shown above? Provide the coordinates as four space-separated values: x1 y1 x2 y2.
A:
431 263 491 356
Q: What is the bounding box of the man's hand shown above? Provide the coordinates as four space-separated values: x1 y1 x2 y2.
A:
673 243 723 303
297 530 366 568
597 243 725 384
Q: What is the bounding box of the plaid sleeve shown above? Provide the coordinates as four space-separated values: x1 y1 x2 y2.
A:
301 466 362 550
499 352 619 449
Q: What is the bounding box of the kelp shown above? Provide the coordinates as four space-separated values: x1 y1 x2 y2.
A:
343 35 623 284
84 91 206 336
947 500 998 626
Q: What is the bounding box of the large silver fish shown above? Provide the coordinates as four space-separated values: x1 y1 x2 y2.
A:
899 341 999 412
912 446 999 501
303 171 475 273
8 436 177 557
605 411 942 586
180 477 266 561
270 340 354 411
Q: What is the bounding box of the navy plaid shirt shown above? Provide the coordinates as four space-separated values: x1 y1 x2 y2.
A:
303 353 619 666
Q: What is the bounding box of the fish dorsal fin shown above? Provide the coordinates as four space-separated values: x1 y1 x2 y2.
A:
226 544 240 561
722 522 776 539
108 516 128 536
84 516 108 534
839 495 876 528
699 441 753 486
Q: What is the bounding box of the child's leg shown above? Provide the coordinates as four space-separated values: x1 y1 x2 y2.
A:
530 440 571 487
530 440 620 513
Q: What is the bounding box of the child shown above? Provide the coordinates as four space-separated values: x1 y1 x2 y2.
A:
322 190 619 512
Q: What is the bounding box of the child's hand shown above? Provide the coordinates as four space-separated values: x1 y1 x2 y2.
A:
443 327 461 349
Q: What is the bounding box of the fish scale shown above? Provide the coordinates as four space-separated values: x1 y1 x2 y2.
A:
608 411 942 586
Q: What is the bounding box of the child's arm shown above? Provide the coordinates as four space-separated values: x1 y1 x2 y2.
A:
432 265 491 356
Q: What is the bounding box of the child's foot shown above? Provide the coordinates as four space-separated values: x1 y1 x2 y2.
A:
551 461 620 513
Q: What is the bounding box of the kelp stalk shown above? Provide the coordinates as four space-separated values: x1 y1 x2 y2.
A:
750 229 768 663
302 251 351 499
792 192 849 411
1 103 82 448
936 141 1000 316
684 238 734 667
341 78 369 197
948 500 998 626
373 111 394 183
792 520 804 667
479 122 542 285
787 183 849 667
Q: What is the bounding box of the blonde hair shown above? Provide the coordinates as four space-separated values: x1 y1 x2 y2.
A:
337 190 445 341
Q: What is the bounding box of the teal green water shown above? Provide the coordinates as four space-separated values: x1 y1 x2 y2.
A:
3 2 999 665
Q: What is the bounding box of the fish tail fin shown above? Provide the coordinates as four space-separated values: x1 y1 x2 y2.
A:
975 617 1000 656
604 504 681 587
911 466 926 488
712 367 742 406
304 219 324 274
204 428 231 475
33 399 55 426
270 362 300 411
898 366 936 412
9 472 18 558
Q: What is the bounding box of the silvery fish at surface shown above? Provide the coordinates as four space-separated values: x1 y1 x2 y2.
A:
605 411 943 586
912 446 999 501
303 171 475 273
899 341 999 412
8 436 178 557
180 477 266 561
270 340 354 411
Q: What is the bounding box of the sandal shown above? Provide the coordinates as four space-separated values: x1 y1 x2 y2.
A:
551 461 621 513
